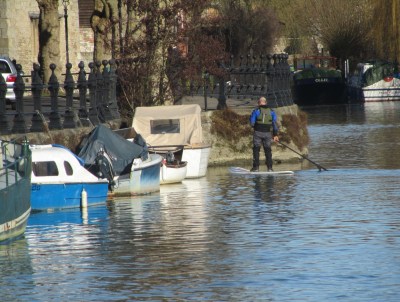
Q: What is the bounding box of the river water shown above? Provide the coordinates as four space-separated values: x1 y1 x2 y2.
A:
2 102 400 301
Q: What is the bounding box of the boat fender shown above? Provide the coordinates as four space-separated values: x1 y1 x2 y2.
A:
81 188 88 208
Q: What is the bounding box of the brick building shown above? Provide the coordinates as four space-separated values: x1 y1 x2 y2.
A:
0 0 94 74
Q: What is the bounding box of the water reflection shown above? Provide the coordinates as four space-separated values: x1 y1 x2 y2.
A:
302 102 400 169
3 103 400 301
0 238 33 300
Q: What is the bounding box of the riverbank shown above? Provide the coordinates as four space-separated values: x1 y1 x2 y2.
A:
2 97 308 168
178 96 308 167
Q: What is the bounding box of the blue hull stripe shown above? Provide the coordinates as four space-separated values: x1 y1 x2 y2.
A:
31 183 108 211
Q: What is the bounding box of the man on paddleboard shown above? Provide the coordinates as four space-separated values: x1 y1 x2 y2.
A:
249 97 279 172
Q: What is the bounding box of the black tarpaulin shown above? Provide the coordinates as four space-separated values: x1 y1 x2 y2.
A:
78 125 147 175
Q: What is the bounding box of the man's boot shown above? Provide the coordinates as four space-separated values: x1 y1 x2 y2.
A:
251 146 260 172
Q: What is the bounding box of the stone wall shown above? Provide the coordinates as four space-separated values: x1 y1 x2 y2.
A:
0 0 85 75
3 105 307 168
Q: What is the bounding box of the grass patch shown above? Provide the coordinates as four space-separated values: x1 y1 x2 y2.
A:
280 110 309 151
210 108 252 152
211 108 310 153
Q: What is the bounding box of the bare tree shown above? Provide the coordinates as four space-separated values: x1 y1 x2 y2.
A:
369 0 400 62
111 0 222 114
218 0 281 57
37 0 61 83
298 0 374 62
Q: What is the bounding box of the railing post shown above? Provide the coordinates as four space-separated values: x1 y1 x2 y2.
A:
278 54 287 106
77 61 90 127
95 61 105 122
11 64 28 133
274 53 286 107
63 62 76 128
101 60 113 121
30 63 45 132
0 71 10 134
48 63 63 130
203 71 209 111
283 53 294 105
217 76 227 110
88 62 100 125
108 59 120 119
266 54 278 108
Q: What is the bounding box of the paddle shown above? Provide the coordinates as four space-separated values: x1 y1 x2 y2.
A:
277 141 328 172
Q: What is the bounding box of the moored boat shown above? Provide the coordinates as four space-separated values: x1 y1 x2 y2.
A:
0 139 31 242
132 104 211 178
347 61 400 102
30 144 109 211
292 55 345 105
159 151 187 184
78 124 162 196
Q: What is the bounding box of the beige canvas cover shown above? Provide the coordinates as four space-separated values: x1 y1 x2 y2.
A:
132 104 203 146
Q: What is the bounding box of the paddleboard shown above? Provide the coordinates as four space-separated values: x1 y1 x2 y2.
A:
229 167 294 175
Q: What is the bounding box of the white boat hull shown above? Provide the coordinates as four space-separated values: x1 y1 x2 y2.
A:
111 154 162 196
347 62 400 102
160 161 187 184
182 145 211 178
348 79 400 102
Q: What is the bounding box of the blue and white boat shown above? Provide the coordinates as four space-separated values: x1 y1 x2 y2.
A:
0 139 31 242
78 125 162 196
30 144 109 211
347 61 400 102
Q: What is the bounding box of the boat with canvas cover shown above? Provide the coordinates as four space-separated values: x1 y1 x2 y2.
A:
30 144 109 211
0 139 31 242
132 104 211 178
114 128 188 184
78 124 162 196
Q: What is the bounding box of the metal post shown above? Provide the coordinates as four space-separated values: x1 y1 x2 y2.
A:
203 70 209 111
62 0 70 63
63 62 76 128
88 62 100 125
48 63 63 130
217 76 227 110
11 64 28 133
101 60 113 121
108 59 120 119
30 63 45 132
77 61 90 127
95 61 105 122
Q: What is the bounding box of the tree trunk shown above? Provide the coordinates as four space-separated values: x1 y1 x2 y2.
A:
37 0 61 84
91 0 118 63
